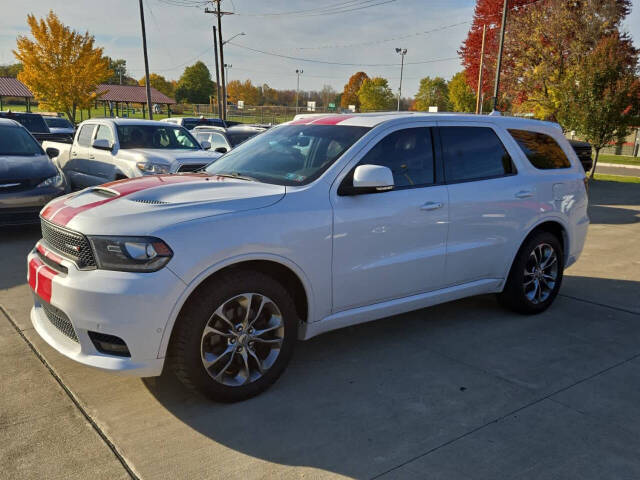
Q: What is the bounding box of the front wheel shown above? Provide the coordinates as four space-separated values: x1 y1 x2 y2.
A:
170 270 297 402
498 231 564 314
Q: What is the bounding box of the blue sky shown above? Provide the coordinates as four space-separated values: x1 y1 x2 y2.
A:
1 0 639 97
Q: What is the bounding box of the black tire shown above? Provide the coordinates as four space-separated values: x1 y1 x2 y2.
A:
498 231 564 314
169 270 297 402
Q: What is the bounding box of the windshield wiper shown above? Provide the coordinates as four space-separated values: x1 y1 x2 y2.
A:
212 172 259 182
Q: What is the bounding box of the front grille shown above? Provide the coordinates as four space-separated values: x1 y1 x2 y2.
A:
177 163 206 173
42 301 78 342
40 218 96 269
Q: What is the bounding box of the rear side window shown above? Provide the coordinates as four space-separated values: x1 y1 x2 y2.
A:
509 129 571 169
440 127 514 183
77 124 95 146
358 127 435 188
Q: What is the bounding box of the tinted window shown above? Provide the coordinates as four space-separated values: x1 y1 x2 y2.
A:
227 130 261 147
509 129 571 169
116 125 199 150
440 127 513 183
0 125 43 156
44 117 73 129
77 124 96 147
358 127 434 188
205 125 369 186
0 113 49 133
94 125 114 144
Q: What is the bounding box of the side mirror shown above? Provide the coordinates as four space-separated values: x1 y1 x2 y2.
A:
352 164 394 192
45 147 59 159
92 138 112 151
214 147 228 154
200 140 211 150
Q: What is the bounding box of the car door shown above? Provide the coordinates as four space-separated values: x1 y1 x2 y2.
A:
437 122 539 286
65 123 95 189
331 125 449 312
86 124 117 184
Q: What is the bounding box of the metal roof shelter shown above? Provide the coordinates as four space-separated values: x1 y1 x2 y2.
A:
0 77 35 111
95 84 175 105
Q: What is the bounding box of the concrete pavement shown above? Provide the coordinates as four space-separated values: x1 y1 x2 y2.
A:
1 179 639 479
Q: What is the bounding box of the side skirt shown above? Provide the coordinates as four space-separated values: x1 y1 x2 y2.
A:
299 278 503 340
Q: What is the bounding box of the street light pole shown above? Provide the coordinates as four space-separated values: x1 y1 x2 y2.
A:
224 63 232 110
212 26 222 119
475 24 486 115
296 69 303 113
492 0 508 112
395 48 407 111
138 0 153 120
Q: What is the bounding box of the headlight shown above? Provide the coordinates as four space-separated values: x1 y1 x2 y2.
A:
37 173 63 188
88 236 173 272
136 162 170 174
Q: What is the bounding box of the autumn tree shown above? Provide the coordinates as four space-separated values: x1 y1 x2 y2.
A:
104 57 137 85
448 71 476 112
559 34 640 179
413 76 451 111
341 71 369 109
226 79 261 105
357 77 394 111
139 73 175 98
14 11 110 122
175 61 214 104
320 84 337 108
505 0 632 119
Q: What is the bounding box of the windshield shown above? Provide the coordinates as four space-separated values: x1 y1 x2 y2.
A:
116 125 200 150
44 117 73 129
205 124 370 186
0 125 44 156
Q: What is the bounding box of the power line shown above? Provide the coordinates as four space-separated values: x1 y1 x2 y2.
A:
230 0 394 17
227 41 460 67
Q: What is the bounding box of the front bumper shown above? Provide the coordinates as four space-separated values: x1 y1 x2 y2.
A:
28 246 186 377
0 185 66 225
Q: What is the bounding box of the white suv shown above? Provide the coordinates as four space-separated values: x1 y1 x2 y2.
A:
28 113 589 402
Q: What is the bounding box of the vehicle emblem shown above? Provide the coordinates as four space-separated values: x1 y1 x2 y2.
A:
0 183 21 188
65 244 81 252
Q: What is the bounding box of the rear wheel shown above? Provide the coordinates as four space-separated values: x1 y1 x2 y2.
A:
170 270 297 402
498 231 564 314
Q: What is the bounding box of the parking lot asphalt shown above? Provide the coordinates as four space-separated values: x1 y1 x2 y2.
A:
1 179 639 480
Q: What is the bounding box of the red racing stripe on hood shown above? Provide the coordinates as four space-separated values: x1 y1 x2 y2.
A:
41 174 205 226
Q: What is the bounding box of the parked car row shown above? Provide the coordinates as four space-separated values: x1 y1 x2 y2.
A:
0 111 74 144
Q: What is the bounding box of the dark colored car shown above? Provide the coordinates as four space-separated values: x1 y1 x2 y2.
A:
43 116 75 136
0 111 73 144
568 139 593 172
0 119 68 226
162 116 241 131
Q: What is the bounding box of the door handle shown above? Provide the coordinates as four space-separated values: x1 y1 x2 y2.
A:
420 201 444 211
71 151 78 157
515 190 534 199
89 155 95 159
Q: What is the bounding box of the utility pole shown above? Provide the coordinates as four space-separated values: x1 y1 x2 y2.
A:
295 69 303 113
212 25 222 119
395 48 407 111
475 24 486 115
224 63 232 111
138 0 153 120
205 1 233 121
492 0 508 112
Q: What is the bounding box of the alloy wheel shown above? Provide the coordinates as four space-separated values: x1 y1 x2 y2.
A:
523 243 558 304
200 293 284 387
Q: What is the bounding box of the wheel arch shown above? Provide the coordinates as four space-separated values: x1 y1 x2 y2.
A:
158 254 313 359
502 217 570 282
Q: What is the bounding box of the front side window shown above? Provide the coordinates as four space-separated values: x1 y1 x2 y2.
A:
116 125 199 150
509 129 571 169
357 127 435 188
0 125 44 156
95 125 114 144
76 124 96 147
205 124 370 186
440 126 513 183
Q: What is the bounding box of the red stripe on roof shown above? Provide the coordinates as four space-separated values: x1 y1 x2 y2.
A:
289 117 316 125
310 115 354 125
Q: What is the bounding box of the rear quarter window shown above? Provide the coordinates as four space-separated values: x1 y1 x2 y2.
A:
509 129 571 169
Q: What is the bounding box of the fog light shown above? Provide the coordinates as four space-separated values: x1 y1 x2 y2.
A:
88 331 131 357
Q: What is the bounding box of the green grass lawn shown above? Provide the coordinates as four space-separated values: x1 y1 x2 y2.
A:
597 154 640 167
593 173 640 184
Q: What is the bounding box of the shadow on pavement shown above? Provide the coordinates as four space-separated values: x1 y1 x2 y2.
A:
0 225 40 290
143 276 640 478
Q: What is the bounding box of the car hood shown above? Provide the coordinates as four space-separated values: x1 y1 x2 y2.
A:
0 154 57 183
115 148 221 165
40 174 286 235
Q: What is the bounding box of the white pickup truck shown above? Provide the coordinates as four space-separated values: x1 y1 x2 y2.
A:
42 118 222 190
